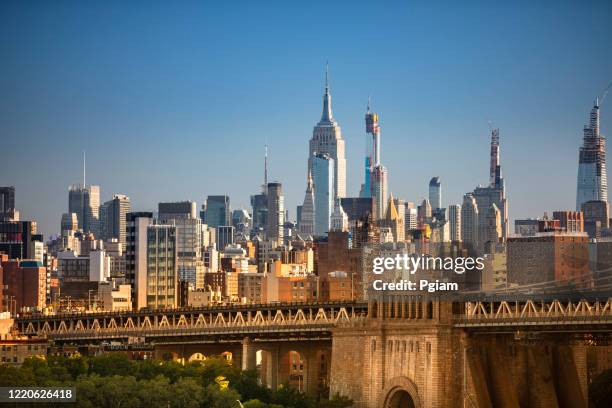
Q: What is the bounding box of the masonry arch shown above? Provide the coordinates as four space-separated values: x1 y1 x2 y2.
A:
379 376 422 408
188 352 207 362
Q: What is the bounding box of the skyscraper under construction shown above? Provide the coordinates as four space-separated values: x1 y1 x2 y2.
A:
360 100 380 199
576 99 608 210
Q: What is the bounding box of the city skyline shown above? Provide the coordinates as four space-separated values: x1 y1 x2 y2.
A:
1 1 612 238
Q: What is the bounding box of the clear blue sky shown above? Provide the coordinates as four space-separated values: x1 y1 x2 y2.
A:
1 0 611 238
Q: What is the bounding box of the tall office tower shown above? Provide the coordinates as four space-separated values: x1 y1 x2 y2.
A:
429 177 442 210
159 201 197 220
577 99 608 210
330 198 349 232
100 194 131 245
217 225 235 251
461 193 479 252
250 144 269 235
404 204 418 231
158 201 203 286
371 165 388 220
60 213 78 234
490 128 500 187
417 199 432 225
146 223 178 309
250 193 267 233
68 185 100 236
266 182 285 245
0 186 15 212
204 195 230 228
308 66 346 200
0 186 18 221
313 153 335 237
360 102 381 198
448 204 462 242
472 127 508 252
298 172 315 235
125 212 153 310
483 203 502 253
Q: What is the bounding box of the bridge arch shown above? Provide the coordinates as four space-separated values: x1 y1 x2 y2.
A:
188 352 207 362
378 376 422 408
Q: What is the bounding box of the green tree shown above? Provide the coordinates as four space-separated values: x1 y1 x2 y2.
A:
172 377 205 408
203 383 242 408
89 353 134 377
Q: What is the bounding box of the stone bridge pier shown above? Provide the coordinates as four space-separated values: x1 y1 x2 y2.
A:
464 336 588 408
329 296 601 408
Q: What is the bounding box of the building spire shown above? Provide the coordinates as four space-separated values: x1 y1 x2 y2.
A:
263 143 268 193
325 61 329 92
83 151 86 188
320 62 333 124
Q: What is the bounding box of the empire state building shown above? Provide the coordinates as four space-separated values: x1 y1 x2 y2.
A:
308 67 346 199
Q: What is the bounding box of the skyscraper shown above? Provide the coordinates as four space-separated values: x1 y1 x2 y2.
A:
0 186 17 221
68 185 100 236
360 101 380 198
483 203 502 253
429 177 441 210
461 193 479 252
298 172 315 236
371 165 388 220
471 127 508 253
576 99 608 210
125 211 153 310
266 182 285 245
100 194 131 245
490 128 500 187
313 153 335 237
448 204 461 242
205 195 231 228
158 201 197 220
146 223 178 309
60 213 78 234
308 65 346 200
158 201 203 286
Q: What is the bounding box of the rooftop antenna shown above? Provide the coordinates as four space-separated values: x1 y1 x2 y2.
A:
263 143 268 193
83 151 86 188
325 60 329 91
367 95 371 112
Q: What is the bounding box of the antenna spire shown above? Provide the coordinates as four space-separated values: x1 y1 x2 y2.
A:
367 95 371 112
83 151 86 188
263 144 268 193
325 61 329 91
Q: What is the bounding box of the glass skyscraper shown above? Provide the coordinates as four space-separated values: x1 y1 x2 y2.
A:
577 100 607 210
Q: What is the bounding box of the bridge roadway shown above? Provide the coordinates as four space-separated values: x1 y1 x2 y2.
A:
14 300 369 343
12 298 612 342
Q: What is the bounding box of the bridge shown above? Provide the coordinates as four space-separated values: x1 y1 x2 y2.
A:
12 297 612 408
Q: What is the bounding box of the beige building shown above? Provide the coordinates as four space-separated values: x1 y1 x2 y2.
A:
98 282 131 311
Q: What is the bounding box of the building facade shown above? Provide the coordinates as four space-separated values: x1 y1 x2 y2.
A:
577 100 608 210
